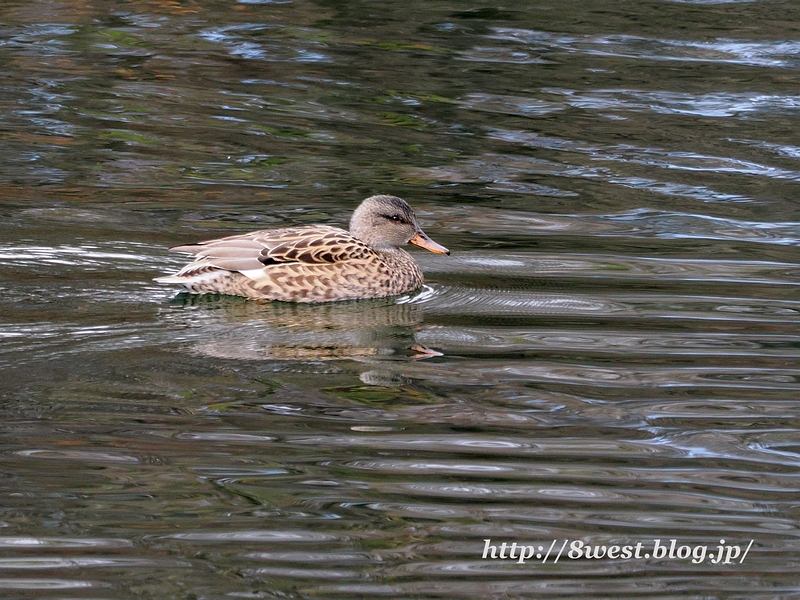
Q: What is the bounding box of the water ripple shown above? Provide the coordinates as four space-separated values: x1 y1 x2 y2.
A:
730 138 800 159
0 557 190 569
413 286 800 321
0 24 78 55
601 209 800 246
419 199 800 246
489 129 800 181
1 2 799 596
406 361 800 390
488 27 800 68
0 241 167 269
457 93 562 117
291 435 664 458
417 326 800 358
410 153 752 203
543 89 800 118
168 530 339 542
198 24 331 63
15 449 139 463
437 252 800 285
0 537 131 549
0 579 104 590
387 481 763 511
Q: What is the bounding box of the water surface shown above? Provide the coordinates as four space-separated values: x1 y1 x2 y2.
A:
1 0 800 597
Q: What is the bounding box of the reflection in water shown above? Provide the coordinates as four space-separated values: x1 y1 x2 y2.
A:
165 290 427 361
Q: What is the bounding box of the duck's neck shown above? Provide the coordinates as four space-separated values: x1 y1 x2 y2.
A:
383 247 422 275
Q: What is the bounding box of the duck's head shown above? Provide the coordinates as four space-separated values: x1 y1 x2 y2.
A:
349 194 450 255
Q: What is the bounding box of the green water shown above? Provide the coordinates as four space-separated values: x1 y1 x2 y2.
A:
1 0 799 597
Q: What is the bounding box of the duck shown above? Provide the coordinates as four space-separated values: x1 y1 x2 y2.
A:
155 194 450 302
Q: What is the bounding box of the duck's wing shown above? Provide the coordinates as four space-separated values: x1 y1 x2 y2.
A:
167 225 375 276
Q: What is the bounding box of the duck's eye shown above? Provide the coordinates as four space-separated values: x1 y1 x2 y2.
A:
385 214 405 223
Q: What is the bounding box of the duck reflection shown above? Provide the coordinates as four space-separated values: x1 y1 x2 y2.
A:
163 289 434 361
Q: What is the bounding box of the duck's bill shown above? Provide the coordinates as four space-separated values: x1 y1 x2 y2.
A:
409 231 450 255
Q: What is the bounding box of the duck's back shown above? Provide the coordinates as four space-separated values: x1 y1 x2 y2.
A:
155 225 423 302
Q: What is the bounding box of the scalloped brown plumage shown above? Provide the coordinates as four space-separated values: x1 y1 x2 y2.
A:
155 195 449 302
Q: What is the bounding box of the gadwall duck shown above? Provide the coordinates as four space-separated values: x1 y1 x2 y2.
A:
155 194 449 302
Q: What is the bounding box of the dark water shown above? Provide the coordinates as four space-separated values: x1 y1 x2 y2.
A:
2 0 800 597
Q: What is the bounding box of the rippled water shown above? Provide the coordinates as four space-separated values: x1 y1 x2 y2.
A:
2 0 800 597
